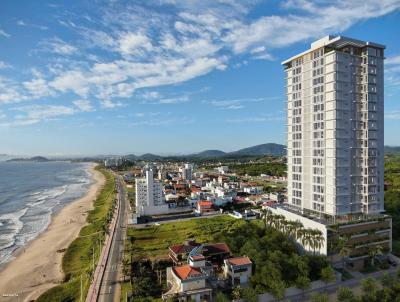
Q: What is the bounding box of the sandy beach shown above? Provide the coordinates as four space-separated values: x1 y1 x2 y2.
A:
0 164 105 302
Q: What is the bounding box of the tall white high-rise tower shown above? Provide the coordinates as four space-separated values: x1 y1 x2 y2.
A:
283 35 385 217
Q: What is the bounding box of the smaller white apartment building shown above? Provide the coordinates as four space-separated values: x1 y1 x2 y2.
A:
136 169 168 216
181 164 193 181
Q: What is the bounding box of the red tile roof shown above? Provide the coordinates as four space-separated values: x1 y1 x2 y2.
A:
204 243 230 255
226 256 252 266
170 242 200 255
198 201 213 207
191 254 205 260
173 265 204 280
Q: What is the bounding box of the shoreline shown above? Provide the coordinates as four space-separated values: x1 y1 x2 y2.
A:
0 163 106 302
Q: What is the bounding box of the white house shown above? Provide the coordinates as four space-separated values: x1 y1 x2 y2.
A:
223 256 253 286
163 254 213 301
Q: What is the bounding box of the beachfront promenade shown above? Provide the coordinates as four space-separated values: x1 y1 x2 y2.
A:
86 174 128 302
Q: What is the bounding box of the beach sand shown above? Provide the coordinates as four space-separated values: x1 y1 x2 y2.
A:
0 164 105 302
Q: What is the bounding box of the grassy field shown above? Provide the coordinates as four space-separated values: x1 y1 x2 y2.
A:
126 215 237 260
122 216 239 301
37 167 116 302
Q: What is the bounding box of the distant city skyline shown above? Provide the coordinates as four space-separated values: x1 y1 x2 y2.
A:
1 1 400 156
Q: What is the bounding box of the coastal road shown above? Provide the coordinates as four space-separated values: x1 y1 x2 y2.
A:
98 175 127 302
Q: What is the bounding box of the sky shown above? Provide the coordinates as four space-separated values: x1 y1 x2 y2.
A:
1 0 400 156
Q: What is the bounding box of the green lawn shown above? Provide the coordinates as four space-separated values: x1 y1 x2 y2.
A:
126 215 237 260
37 167 116 302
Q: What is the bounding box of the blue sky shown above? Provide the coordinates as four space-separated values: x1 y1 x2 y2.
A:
1 0 400 156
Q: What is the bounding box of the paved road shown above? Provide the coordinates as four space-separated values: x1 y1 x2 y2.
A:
98 176 127 302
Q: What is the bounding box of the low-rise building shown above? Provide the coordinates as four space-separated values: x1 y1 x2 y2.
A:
215 166 229 174
195 201 214 215
265 203 392 270
223 256 253 286
163 254 212 301
169 240 231 266
243 186 263 195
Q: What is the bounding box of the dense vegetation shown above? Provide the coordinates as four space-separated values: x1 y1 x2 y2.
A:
310 272 400 302
230 162 287 177
124 216 329 300
384 155 400 255
37 168 116 302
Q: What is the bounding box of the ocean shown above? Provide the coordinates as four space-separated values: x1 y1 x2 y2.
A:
0 161 93 266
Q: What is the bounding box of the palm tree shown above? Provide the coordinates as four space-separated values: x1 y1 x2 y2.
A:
311 229 325 255
337 236 352 269
275 215 286 232
369 245 383 267
292 221 304 240
299 228 313 253
285 221 296 238
260 208 272 231
270 214 280 230
281 219 289 235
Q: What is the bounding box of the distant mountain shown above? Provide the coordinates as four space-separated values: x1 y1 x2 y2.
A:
121 143 286 160
385 146 400 154
7 156 50 162
0 154 14 161
139 153 162 161
191 150 227 158
230 143 286 157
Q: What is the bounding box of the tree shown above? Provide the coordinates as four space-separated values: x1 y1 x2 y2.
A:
215 291 230 302
310 292 329 302
292 220 304 240
242 287 258 302
320 266 336 291
295 275 310 299
337 236 352 270
310 229 325 255
260 208 272 231
381 272 395 289
361 278 378 302
299 228 313 253
369 245 383 267
231 286 242 300
336 287 355 302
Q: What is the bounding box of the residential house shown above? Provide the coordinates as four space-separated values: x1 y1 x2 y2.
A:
163 254 213 302
223 256 253 286
169 240 231 266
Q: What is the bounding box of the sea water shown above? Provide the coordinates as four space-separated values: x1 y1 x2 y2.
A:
0 161 93 266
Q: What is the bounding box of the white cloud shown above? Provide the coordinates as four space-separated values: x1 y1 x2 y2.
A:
73 99 94 112
385 110 400 120
159 97 187 104
1 0 400 114
226 115 284 123
0 105 77 127
0 29 10 38
204 97 277 110
49 70 89 96
224 0 400 54
386 55 400 65
23 77 54 98
40 37 77 55
118 32 153 56
100 99 123 109
141 91 161 99
16 20 48 30
0 61 11 69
